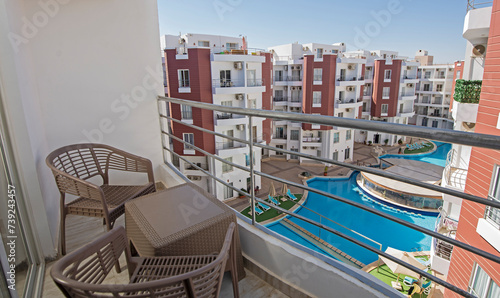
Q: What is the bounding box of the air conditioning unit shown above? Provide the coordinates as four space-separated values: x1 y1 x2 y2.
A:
366 66 372 70
298 86 302 90
296 65 302 70
371 52 376 56
303 46 309 51
291 66 295 70
284 86 288 90
347 64 355 70
235 93 244 100
284 66 288 71
407 83 414 88
236 124 245 131
291 87 296 90
347 86 354 92
346 108 351 112
303 146 309 150
448 68 453 71
234 62 242 69
445 94 450 98
407 66 412 70
473 44 486 57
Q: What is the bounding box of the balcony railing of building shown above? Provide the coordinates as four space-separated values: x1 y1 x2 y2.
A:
337 76 360 82
216 141 246 150
273 96 288 102
303 136 322 143
184 162 209 171
158 96 500 298
467 0 493 11
485 204 500 229
272 134 287 140
444 149 469 189
290 96 302 103
212 47 267 55
212 79 264 88
216 112 233 119
287 75 302 82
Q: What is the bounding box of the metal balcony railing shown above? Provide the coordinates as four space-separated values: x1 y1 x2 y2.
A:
485 204 500 229
288 75 302 81
467 1 493 12
273 96 288 102
158 96 500 298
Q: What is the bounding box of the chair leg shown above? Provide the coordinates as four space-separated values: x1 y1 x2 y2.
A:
105 217 122 274
59 194 66 256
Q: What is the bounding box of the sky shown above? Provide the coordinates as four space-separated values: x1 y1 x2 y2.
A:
158 0 469 64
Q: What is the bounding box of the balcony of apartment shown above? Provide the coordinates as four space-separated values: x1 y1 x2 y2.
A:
302 135 322 147
211 47 267 63
215 140 247 156
273 96 288 106
271 133 288 144
287 75 303 86
288 95 303 107
442 149 468 191
183 160 210 177
400 90 417 101
335 97 363 109
273 55 304 65
402 75 419 84
214 112 247 126
463 1 493 44
339 54 367 64
363 91 372 100
273 75 288 86
156 97 500 298
397 108 415 118
336 76 365 87
212 79 265 95
431 207 458 275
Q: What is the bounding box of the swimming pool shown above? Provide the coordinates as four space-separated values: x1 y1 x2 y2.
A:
267 174 438 265
380 141 452 167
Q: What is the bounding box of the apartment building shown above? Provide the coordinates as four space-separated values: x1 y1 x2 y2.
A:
357 50 419 146
162 33 272 200
412 57 455 130
268 42 360 164
442 4 500 296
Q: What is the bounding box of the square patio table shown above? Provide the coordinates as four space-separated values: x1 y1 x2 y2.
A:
125 183 245 280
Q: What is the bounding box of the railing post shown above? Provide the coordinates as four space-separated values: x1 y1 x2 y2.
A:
249 116 256 225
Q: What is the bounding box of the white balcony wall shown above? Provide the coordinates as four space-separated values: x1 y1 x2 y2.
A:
0 0 164 256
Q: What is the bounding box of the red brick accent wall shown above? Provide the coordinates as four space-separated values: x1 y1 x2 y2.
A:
371 59 402 117
302 54 337 130
445 2 500 296
164 48 215 156
261 52 273 143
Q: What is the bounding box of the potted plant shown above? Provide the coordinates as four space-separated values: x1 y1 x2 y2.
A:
398 138 403 145
239 188 247 198
368 141 372 146
384 139 389 145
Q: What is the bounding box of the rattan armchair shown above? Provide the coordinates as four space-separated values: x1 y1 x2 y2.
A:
50 223 237 297
46 143 156 257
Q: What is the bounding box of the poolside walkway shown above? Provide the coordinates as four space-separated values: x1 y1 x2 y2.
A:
225 142 401 211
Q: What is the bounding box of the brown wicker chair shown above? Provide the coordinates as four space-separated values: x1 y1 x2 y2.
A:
46 143 156 257
50 223 237 297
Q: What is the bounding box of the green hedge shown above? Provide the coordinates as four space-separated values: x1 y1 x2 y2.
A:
454 79 482 104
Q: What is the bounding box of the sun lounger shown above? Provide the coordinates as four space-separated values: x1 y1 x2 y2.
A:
286 189 298 201
254 206 264 215
268 195 281 206
403 276 418 286
257 201 270 211
406 144 411 150
421 281 432 295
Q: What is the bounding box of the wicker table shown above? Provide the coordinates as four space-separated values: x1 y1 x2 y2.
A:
125 183 245 280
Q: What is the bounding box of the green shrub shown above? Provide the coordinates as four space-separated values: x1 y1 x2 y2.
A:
454 80 482 104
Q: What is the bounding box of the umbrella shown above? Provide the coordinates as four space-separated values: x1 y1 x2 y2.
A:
280 183 288 195
380 247 427 282
269 182 276 197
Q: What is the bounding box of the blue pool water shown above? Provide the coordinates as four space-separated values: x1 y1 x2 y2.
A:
267 142 452 265
380 141 452 167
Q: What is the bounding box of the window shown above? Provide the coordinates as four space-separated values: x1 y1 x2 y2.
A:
332 151 338 161
422 118 428 126
276 145 284 155
314 68 323 81
362 102 368 112
290 130 299 140
245 154 255 166
432 120 438 128
222 157 233 173
178 69 189 87
436 84 443 92
469 264 500 298
456 70 461 80
219 101 232 118
220 70 231 87
226 42 238 50
183 133 194 150
346 130 352 140
345 148 350 160
424 71 431 79
313 91 322 105
181 105 192 119
399 103 404 113
486 165 500 228
222 130 234 149
382 87 390 98
224 182 233 199
337 112 344 118
275 127 285 139
424 84 430 91
198 40 209 47
381 104 389 114
317 48 323 58
423 95 430 103
384 69 391 80
333 132 339 143
275 70 284 82
290 148 299 160
364 84 371 96
339 91 345 101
